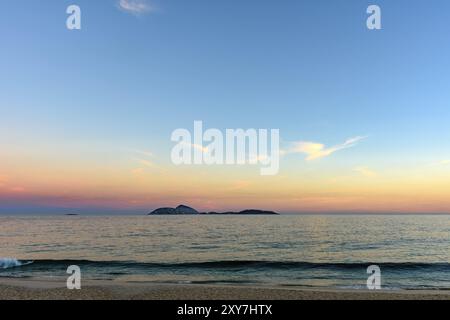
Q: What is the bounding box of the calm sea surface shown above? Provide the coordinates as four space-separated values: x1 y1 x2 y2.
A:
1 215 449 290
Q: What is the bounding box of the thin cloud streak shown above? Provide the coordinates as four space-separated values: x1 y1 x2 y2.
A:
285 136 367 161
117 0 155 15
354 166 377 178
435 160 450 166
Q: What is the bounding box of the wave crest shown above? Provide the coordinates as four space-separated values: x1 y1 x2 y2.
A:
0 258 34 269
17 259 450 271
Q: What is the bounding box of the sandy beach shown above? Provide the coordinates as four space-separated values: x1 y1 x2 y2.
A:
1 278 449 300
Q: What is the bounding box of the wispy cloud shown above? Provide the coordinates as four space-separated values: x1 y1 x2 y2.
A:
10 186 26 193
117 0 155 15
435 160 450 166
0 175 7 187
181 142 209 154
131 167 146 176
131 158 163 177
229 180 252 191
428 159 450 167
134 149 154 158
354 166 377 178
138 159 155 167
130 149 164 176
285 136 366 161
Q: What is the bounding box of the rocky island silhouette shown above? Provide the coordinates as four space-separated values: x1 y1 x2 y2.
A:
148 205 279 215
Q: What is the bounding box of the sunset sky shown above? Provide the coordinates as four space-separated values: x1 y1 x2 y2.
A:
2 0 450 214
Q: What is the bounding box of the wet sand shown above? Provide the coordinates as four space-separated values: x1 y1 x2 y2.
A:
1 278 450 300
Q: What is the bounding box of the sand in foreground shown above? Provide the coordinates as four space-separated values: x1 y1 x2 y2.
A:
0 278 449 300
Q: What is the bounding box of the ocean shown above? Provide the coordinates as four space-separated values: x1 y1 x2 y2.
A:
1 215 449 290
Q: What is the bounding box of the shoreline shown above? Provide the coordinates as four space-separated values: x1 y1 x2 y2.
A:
1 278 450 300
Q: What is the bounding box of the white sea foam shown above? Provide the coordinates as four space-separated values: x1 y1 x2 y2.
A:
0 258 33 269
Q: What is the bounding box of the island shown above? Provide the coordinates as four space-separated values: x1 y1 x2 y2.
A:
148 205 279 215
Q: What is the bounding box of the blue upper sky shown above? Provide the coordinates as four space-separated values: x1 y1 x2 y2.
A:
2 1 450 158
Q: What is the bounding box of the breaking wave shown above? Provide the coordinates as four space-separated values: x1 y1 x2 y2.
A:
0 258 34 269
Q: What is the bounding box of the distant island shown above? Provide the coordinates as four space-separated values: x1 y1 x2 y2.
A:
148 205 279 215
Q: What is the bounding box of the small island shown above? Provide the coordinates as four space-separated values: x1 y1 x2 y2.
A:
148 205 279 215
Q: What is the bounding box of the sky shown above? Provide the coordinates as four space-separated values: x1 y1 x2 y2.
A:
1 0 450 214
